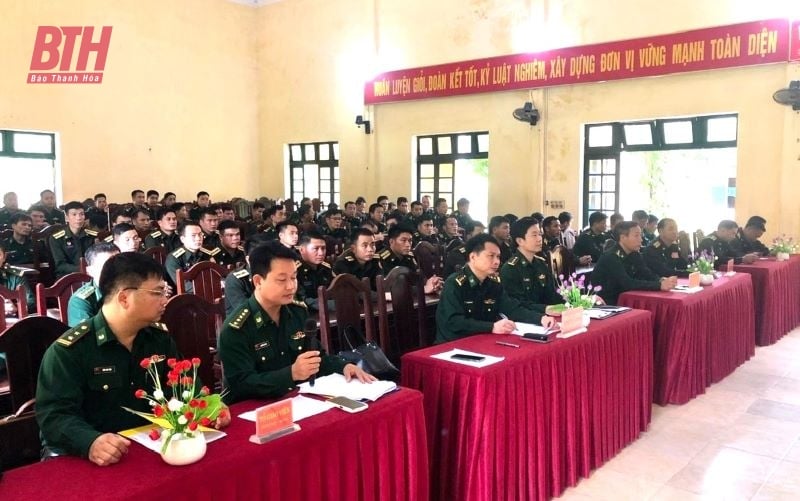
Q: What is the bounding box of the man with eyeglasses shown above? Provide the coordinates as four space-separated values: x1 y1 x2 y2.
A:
67 243 120 327
321 209 348 241
165 220 219 292
37 252 231 466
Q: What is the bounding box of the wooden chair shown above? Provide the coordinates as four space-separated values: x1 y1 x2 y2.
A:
413 241 444 278
0 285 29 332
175 261 229 304
31 224 63 288
144 246 167 266
35 272 91 323
375 267 427 365
316 274 375 354
692 229 705 254
161 294 223 392
0 316 68 414
0 411 41 470
78 256 87 274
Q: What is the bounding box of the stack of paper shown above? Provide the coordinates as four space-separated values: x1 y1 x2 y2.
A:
510 322 553 335
585 306 631 319
672 285 703 294
238 395 335 423
298 373 398 401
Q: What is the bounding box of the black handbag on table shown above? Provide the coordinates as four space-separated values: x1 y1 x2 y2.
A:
338 325 399 379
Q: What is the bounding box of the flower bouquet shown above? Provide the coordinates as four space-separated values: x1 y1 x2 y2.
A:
689 251 715 284
123 356 225 465
546 272 602 316
770 235 796 261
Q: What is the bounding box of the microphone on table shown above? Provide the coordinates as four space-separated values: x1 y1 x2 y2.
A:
303 318 320 387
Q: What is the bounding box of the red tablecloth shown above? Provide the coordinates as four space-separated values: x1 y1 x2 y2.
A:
401 310 653 501
619 273 755 405
0 389 428 501
732 258 800 346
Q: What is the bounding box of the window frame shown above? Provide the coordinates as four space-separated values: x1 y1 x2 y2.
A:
287 141 340 206
415 131 488 208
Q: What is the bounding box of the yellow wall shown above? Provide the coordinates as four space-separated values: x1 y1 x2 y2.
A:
0 0 259 204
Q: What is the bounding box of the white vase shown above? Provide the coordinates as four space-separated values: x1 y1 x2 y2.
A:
160 431 207 466
700 274 714 285
777 252 790 262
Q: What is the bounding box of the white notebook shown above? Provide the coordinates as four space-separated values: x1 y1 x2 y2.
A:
298 373 397 401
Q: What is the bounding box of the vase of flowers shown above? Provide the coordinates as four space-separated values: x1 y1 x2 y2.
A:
689 251 715 285
770 235 796 261
547 273 602 325
124 356 225 466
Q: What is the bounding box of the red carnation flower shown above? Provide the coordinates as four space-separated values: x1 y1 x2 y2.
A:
198 400 208 409
200 417 212 427
154 405 165 417
184 411 194 421
191 357 201 367
148 428 161 441
181 376 193 386
189 399 199 408
182 360 193 371
188 421 198 431
167 358 177 368
134 389 147 399
139 358 151 369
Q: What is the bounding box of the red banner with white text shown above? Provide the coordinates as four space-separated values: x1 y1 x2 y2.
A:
365 19 792 104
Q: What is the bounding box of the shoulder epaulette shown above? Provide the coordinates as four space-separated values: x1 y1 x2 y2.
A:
228 307 251 329
55 322 90 347
379 249 391 259
320 261 331 269
507 256 519 266
652 241 661 248
171 248 186 258
458 247 466 254
200 247 220 256
489 275 501 283
104 235 114 243
150 322 169 332
454 274 467 286
52 229 66 239
295 260 303 269
615 249 624 258
233 268 250 279
533 255 546 262
149 230 162 238
76 284 96 300
85 229 98 237
345 255 355 261
237 245 245 252
291 299 308 309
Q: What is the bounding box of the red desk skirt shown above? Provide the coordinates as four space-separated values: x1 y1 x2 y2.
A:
0 389 429 501
401 310 653 501
619 273 755 405
733 258 800 346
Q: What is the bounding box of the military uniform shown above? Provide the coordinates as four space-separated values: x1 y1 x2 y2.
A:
731 228 769 256
543 236 561 252
262 226 278 240
572 229 610 262
42 207 65 226
35 313 181 457
412 232 441 247
378 248 420 275
643 238 689 277
1 235 35 265
165 246 219 292
641 230 656 247
49 227 98 277
215 246 246 268
441 235 463 253
443 242 467 278
321 225 349 242
218 296 348 404
499 250 563 309
144 230 182 254
435 265 545 343
698 232 743 265
591 244 662 305
0 263 35 313
67 281 102 327
333 249 383 290
85 207 110 231
498 240 512 264
295 259 334 310
224 266 254 316
0 207 20 227
452 210 473 230
202 231 222 249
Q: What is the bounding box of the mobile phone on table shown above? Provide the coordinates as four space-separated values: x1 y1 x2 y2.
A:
329 396 369 413
450 353 486 362
522 333 553 343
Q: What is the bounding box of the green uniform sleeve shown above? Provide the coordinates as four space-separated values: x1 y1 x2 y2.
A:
223 275 250 317
498 288 544 324
36 345 102 457
67 295 94 327
598 254 661 303
49 236 78 277
435 281 494 342
164 255 180 285
499 263 531 309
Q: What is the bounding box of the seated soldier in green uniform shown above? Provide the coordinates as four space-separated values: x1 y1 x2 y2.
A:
435 234 554 343
488 216 513 264
573 211 610 264
218 242 375 404
36 252 232 466
378 225 443 294
2 213 35 265
333 228 383 290
643 218 689 277
295 231 335 310
591 221 677 305
731 216 770 257
224 234 272 316
0 241 35 316
165 220 220 292
67 242 119 327
276 221 301 258
321 209 349 241
698 220 758 265
632 210 654 247
500 217 562 310
144 207 181 253
37 189 65 225
49 201 98 278
111 223 143 253
0 191 20 227
216 220 246 268
412 213 440 246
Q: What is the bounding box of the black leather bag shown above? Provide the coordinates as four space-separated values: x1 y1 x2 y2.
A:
338 325 399 379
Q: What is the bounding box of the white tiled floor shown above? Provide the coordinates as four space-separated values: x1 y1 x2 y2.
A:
558 327 800 500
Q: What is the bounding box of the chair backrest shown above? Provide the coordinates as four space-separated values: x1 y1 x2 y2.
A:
692 229 705 254
0 284 29 331
550 245 575 278
413 241 444 278
161 294 223 391
677 230 692 258
144 246 167 266
175 261 229 303
35 272 91 323
375 267 428 364
0 411 41 470
0 316 68 413
317 273 374 353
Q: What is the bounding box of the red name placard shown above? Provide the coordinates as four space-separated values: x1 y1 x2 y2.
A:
365 19 791 104
255 399 293 437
